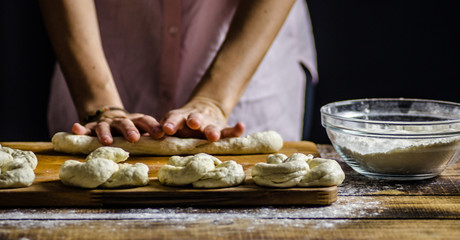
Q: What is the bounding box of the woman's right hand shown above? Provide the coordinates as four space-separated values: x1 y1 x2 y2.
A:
72 110 165 146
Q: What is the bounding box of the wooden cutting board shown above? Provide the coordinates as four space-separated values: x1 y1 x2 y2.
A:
0 141 337 207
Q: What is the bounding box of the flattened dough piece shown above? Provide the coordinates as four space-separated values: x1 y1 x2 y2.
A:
59 158 119 188
193 160 245 188
252 153 345 188
52 131 283 155
252 153 311 188
100 163 149 188
158 153 217 186
158 153 246 188
298 158 345 187
1 146 38 169
0 161 36 188
0 146 38 188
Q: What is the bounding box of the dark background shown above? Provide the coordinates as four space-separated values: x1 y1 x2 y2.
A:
1 1 459 142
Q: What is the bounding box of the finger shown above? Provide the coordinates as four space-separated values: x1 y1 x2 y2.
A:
186 112 202 130
72 123 92 135
221 122 246 139
111 118 140 143
204 125 221 142
132 115 164 139
162 113 186 135
95 121 114 146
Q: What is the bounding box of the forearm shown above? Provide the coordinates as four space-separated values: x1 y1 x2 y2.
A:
39 0 123 121
190 0 295 118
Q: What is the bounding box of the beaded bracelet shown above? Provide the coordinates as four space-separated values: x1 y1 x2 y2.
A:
83 106 126 124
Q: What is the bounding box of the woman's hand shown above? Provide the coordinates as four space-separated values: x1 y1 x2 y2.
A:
72 110 164 146
161 97 245 142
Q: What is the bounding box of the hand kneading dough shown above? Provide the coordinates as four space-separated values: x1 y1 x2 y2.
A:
52 131 283 155
59 146 150 188
158 153 245 188
252 153 345 188
0 145 38 188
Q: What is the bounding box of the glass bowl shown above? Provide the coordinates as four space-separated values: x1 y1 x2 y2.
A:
320 98 460 180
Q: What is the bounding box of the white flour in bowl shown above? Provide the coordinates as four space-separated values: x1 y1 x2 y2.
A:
330 132 460 175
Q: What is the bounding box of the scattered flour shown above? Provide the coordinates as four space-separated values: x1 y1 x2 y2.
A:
0 198 385 231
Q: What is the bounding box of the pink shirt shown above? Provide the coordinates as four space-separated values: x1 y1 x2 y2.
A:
48 0 317 141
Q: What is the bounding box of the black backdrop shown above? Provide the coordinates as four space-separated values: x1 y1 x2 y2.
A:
307 0 460 143
1 1 459 142
0 1 54 141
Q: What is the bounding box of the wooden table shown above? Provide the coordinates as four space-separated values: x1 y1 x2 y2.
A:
0 143 459 240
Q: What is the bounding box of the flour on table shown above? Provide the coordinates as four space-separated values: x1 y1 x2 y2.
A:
252 153 345 188
158 153 245 188
59 146 149 189
0 144 38 188
52 131 283 155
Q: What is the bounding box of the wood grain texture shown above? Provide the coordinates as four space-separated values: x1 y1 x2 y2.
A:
0 141 337 207
1 219 459 240
1 143 459 240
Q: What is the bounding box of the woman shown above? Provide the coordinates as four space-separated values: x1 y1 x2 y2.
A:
40 0 317 145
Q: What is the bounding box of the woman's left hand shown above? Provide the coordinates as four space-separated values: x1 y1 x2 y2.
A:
161 97 245 141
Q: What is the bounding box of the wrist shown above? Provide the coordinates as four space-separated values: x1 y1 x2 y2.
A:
82 106 127 124
187 96 229 120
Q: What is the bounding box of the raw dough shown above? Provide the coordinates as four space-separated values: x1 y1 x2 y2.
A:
252 153 345 188
86 146 129 163
100 163 149 188
59 158 119 188
52 131 283 155
193 160 245 188
158 153 245 188
59 146 149 189
298 158 346 187
252 153 311 187
0 145 38 188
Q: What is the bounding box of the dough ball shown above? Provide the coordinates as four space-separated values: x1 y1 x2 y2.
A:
59 158 119 188
86 146 129 163
100 163 149 188
0 147 38 188
252 153 311 187
158 153 246 188
298 158 345 187
193 160 245 188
